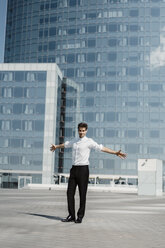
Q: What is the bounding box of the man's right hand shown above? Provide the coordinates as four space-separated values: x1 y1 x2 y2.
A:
50 144 56 152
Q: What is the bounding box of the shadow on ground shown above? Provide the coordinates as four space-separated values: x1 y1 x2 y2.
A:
22 212 63 221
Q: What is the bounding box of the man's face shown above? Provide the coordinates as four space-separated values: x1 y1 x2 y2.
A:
78 127 87 138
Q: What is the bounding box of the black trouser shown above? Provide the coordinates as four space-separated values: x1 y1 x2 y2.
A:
67 165 89 219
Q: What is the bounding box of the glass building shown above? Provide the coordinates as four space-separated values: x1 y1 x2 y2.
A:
0 63 79 188
4 0 165 178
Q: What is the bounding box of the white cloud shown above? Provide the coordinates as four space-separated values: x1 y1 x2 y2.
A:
150 34 165 68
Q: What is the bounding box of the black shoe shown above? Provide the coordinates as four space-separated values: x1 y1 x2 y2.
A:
75 217 82 224
61 215 75 222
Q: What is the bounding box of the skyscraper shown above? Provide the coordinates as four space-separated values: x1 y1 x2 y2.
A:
4 0 165 178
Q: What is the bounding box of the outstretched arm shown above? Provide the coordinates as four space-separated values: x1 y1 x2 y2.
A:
101 147 127 159
50 143 65 152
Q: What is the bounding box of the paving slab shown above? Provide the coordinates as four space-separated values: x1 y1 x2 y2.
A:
0 189 165 248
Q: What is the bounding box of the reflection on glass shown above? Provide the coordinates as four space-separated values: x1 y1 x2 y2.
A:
0 71 47 171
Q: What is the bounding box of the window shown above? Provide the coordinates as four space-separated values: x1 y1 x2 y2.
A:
105 112 118 122
129 25 139 32
106 84 119 91
10 138 23 148
44 29 48 37
51 3 58 9
125 101 139 107
68 0 80 7
128 113 137 122
65 128 73 138
0 104 12 114
88 25 97 33
35 120 44 131
108 52 117 61
49 27 56 36
150 130 159 138
40 18 44 24
127 144 139 154
43 45 49 52
40 4 44 11
84 112 95 121
50 16 57 22
10 155 20 165
49 41 56 51
128 83 139 91
15 71 24 82
13 104 22 114
65 114 73 122
68 28 77 35
151 37 160 46
148 146 162 154
128 67 139 76
85 83 96 92
87 39 96 47
14 87 23 98
39 30 43 38
129 9 139 17
45 3 49 10
86 70 95 77
108 24 118 32
150 112 159 122
67 68 74 77
0 120 10 131
87 53 96 62
149 102 161 107
38 72 46 82
104 159 114 169
0 72 13 81
105 129 117 137
22 120 34 131
38 45 42 52
86 13 97 19
126 130 139 138
0 87 12 98
96 128 104 137
36 88 46 98
87 127 94 137
129 37 138 46
12 120 21 131
48 56 55 62
108 39 118 47
66 54 75 63
86 97 94 106
36 104 45 114
149 84 162 91
26 72 36 82
151 8 160 17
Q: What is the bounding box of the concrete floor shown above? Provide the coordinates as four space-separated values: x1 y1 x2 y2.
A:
0 189 165 248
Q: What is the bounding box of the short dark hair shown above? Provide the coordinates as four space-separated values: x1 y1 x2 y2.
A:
78 122 88 130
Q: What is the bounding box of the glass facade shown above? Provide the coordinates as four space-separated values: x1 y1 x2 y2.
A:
4 0 165 176
0 70 46 170
0 70 46 187
0 64 79 187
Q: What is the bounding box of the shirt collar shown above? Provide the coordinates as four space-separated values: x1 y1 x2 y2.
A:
78 136 87 141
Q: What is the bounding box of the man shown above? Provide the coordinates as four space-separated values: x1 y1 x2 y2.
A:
50 122 126 224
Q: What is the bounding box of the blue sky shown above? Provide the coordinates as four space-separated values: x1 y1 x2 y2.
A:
0 0 7 62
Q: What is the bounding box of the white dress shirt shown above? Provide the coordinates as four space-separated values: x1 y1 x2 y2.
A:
64 136 103 166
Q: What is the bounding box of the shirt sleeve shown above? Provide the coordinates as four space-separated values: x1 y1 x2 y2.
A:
64 139 75 148
89 139 103 151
